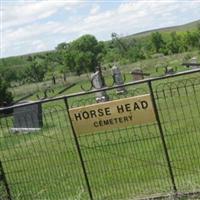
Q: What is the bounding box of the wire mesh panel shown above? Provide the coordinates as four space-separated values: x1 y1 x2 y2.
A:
154 73 200 194
1 69 200 200
68 85 172 200
0 160 11 200
0 101 89 199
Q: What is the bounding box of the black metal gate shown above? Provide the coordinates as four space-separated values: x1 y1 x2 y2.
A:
0 69 200 199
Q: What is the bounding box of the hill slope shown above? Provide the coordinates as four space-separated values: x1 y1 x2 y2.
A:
126 19 200 39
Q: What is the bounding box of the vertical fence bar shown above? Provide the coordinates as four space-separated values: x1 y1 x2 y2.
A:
148 80 177 193
64 97 94 200
0 160 12 200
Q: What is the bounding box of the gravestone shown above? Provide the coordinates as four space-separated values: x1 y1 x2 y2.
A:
131 68 150 81
189 57 199 69
164 67 175 75
112 65 126 94
91 68 109 103
182 57 200 69
11 101 43 132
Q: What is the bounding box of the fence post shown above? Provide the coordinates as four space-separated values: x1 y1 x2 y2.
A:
64 97 94 200
148 81 177 193
0 160 12 200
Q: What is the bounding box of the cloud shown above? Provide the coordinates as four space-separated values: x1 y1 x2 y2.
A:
1 0 84 57
7 21 63 40
29 40 49 53
3 21 66 53
2 0 82 29
90 4 100 15
71 1 200 38
2 0 200 57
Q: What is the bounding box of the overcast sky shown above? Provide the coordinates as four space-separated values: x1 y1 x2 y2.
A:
1 0 200 58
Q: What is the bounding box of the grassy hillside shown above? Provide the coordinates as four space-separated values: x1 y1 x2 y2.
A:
127 19 200 39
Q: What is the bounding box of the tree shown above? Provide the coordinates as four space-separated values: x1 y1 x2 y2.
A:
25 56 48 82
196 23 200 49
1 68 18 82
167 32 181 54
0 76 13 107
74 51 94 74
127 40 145 62
73 35 104 73
185 31 199 49
55 34 105 75
151 32 165 53
56 42 69 51
111 32 128 54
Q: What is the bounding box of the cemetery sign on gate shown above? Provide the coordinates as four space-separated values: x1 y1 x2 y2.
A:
69 94 156 135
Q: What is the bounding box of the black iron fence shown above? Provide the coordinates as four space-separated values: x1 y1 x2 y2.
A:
0 69 200 200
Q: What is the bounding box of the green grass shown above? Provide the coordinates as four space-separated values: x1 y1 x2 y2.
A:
126 19 200 39
0 72 200 199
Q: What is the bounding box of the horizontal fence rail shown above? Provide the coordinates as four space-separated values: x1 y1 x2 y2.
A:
1 68 200 111
0 68 200 199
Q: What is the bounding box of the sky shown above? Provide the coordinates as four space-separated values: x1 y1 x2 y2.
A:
0 0 200 58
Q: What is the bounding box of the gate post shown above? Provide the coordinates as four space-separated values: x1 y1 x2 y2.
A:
147 81 177 193
0 160 12 200
64 97 94 200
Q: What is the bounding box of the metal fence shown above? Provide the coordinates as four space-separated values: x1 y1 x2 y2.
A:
0 69 200 200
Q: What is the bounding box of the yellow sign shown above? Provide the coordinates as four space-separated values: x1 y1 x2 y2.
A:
69 94 156 135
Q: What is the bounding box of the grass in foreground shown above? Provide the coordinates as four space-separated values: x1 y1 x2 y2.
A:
0 72 200 199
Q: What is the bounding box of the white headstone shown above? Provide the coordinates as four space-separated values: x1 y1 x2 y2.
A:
91 71 108 102
112 65 126 94
190 57 199 69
